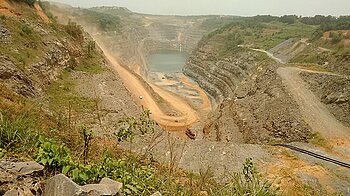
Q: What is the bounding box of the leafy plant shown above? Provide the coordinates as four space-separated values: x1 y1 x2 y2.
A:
65 20 84 42
35 136 72 170
115 110 155 142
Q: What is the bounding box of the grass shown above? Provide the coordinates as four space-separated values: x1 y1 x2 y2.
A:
0 17 44 69
309 132 329 148
73 52 106 74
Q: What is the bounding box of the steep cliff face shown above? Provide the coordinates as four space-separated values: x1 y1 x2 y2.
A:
184 46 256 102
0 5 83 98
185 24 312 143
0 1 139 132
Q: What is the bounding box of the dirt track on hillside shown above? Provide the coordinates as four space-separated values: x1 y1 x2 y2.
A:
277 67 350 139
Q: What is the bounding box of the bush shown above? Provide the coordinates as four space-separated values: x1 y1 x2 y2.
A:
21 24 33 35
210 158 279 195
330 32 343 44
115 110 155 142
65 20 84 42
225 32 244 51
35 137 158 194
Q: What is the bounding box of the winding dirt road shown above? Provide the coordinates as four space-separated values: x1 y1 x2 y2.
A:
251 47 350 138
95 40 200 130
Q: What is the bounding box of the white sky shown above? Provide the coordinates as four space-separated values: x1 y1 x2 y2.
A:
52 0 350 16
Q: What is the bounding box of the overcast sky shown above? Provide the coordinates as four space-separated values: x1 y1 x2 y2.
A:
52 0 350 16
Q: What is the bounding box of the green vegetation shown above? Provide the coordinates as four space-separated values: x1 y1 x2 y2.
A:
225 32 244 51
21 23 33 35
82 9 121 32
209 158 279 195
0 17 43 68
115 110 155 142
0 111 38 152
12 0 36 6
309 132 329 148
203 18 316 54
329 32 344 44
65 20 84 42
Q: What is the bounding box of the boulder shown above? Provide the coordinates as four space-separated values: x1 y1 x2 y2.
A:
8 161 44 175
43 174 81 196
0 160 44 175
81 178 123 196
43 174 123 196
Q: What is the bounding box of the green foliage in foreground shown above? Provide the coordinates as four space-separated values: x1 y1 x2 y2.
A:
35 136 279 196
35 136 161 195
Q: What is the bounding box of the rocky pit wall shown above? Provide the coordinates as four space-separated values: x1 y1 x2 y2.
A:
184 39 312 143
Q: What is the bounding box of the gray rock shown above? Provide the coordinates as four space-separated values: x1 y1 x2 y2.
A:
81 178 123 196
4 188 34 196
43 174 81 196
44 174 123 196
9 161 44 175
0 160 44 175
4 189 21 196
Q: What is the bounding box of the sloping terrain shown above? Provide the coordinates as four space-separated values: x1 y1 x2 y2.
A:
185 21 314 143
1 3 350 195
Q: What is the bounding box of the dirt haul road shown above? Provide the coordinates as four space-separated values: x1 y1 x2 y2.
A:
95 40 200 130
277 67 350 139
251 47 350 139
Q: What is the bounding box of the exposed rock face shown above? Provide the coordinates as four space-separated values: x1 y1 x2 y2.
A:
0 16 84 98
0 160 44 196
43 174 123 196
203 64 312 143
0 56 37 96
185 33 312 143
184 49 256 102
300 72 350 127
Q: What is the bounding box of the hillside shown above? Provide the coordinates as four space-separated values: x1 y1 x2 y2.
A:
184 15 350 194
1 1 350 195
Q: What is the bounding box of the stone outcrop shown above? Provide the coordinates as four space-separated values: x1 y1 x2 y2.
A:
0 160 44 196
300 72 350 127
184 48 256 102
184 31 312 143
43 174 123 196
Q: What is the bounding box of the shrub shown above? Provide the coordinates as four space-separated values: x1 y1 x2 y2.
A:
115 110 155 142
330 32 343 44
21 24 33 35
210 158 279 195
225 32 244 51
35 138 158 194
65 20 84 42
